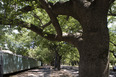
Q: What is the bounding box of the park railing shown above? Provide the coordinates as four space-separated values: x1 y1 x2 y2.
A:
0 50 41 75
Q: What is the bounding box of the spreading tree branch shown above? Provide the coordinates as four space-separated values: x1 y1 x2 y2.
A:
18 0 74 16
18 5 33 13
41 21 52 29
39 0 62 38
109 0 115 5
110 50 116 58
108 13 116 16
110 41 116 46
110 41 116 58
0 17 82 44
0 0 84 46
51 0 73 16
33 14 52 28
108 7 116 16
23 23 82 44
33 14 43 25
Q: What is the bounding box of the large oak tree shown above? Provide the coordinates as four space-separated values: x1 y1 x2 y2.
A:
0 0 116 77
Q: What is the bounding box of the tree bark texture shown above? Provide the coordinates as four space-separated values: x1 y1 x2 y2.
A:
79 30 109 77
78 27 109 77
77 9 109 77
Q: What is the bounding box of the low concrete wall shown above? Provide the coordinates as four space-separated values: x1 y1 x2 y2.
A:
0 51 41 74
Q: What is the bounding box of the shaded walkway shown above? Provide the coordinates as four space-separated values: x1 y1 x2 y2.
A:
4 66 116 77
4 66 79 77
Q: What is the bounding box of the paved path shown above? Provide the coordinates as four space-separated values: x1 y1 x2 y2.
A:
4 66 79 77
4 66 116 77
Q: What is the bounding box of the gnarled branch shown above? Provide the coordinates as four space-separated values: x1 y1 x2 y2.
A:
51 1 73 16
109 0 115 5
110 41 116 46
11 19 79 42
41 21 52 29
33 14 52 28
18 5 33 13
33 14 43 25
110 50 116 58
39 0 62 38
108 13 116 16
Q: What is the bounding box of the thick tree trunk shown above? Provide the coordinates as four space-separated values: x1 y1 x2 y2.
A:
78 32 109 77
75 8 109 76
79 25 109 77
79 48 109 77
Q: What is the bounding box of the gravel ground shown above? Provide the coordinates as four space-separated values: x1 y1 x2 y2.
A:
4 66 116 77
